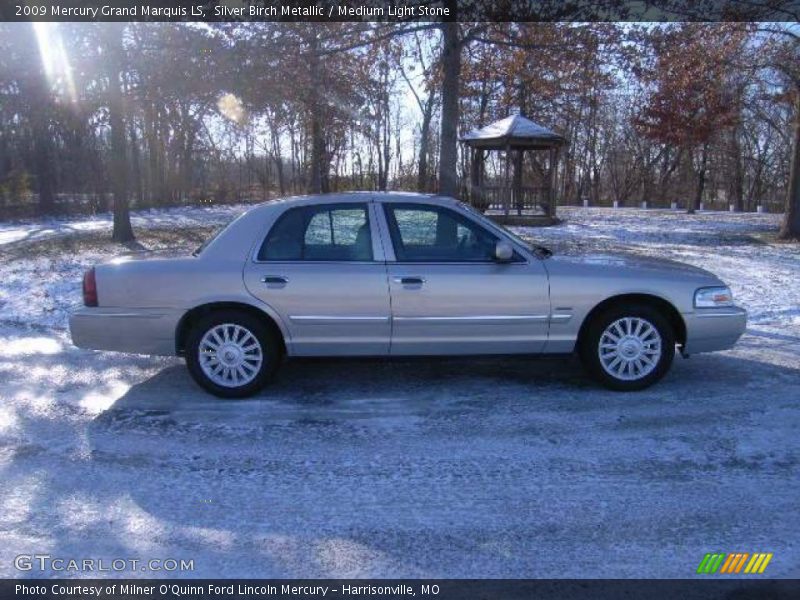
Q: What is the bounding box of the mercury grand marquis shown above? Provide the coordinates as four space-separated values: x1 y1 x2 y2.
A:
70 193 747 398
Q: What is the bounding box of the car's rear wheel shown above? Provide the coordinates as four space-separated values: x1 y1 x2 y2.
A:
185 310 280 398
579 304 675 391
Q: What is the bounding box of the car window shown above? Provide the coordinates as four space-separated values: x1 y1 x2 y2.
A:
384 204 500 262
458 200 550 258
304 211 334 245
258 204 373 261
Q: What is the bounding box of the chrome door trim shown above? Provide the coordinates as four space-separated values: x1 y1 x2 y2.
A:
77 312 165 319
289 315 391 324
693 311 744 319
390 261 530 266
392 314 549 323
252 259 382 265
549 313 572 323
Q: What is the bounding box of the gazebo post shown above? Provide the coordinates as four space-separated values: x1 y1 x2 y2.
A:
477 148 485 209
513 147 524 216
504 141 511 216
469 147 480 208
548 146 560 219
468 147 473 203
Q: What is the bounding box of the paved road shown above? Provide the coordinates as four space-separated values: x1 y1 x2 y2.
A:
1 324 798 578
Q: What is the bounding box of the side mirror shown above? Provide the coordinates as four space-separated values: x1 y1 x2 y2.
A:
494 241 514 262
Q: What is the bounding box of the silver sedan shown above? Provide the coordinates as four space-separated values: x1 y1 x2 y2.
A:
70 193 747 397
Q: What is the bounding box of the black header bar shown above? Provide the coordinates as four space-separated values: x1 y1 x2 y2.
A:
3 579 800 600
1 0 799 22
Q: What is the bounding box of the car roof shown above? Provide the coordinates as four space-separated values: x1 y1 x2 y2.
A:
202 192 487 261
250 191 459 214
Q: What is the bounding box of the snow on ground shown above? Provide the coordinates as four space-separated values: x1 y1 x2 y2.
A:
0 205 247 331
0 203 247 247
0 205 798 579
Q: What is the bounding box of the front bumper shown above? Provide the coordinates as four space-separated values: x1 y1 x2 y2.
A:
682 306 747 354
69 306 181 356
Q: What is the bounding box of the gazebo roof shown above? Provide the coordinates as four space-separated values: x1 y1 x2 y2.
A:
461 114 566 150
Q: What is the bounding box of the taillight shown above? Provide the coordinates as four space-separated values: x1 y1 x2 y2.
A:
83 267 98 307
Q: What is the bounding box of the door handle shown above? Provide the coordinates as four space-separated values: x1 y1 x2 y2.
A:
393 276 425 286
262 275 288 287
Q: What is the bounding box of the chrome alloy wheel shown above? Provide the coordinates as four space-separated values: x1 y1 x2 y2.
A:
598 317 662 381
198 323 263 388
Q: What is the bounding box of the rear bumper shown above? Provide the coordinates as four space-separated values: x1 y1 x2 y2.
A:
69 307 181 356
682 306 747 354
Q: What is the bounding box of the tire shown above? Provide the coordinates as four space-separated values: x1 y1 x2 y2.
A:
579 303 675 391
185 309 280 398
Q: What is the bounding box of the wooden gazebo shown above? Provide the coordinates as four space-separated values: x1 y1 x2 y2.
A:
461 114 566 222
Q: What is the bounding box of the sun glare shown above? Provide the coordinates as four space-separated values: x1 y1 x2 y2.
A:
217 92 247 124
32 22 77 104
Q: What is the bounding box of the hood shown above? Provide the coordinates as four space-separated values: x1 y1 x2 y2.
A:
548 252 720 281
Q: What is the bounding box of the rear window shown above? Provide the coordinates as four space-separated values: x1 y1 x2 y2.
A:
257 204 373 261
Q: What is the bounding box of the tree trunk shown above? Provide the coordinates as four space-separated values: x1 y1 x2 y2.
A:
269 118 286 196
730 127 744 212
106 27 134 243
657 147 670 207
418 110 431 192
275 155 286 196
182 122 196 201
688 143 708 215
778 91 800 240
27 27 56 216
129 118 143 208
144 102 159 205
438 21 460 197
32 118 56 215
381 91 391 191
307 33 324 194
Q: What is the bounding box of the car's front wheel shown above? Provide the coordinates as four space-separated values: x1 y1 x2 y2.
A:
579 304 675 391
185 310 280 398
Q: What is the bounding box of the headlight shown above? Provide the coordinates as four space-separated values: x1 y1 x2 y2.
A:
694 286 734 308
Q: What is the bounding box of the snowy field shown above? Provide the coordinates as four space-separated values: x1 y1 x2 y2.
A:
0 205 798 578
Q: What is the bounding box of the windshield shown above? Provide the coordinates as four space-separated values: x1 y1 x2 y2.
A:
458 202 553 257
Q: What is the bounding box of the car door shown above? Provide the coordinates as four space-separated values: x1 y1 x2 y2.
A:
243 201 391 356
380 202 551 355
